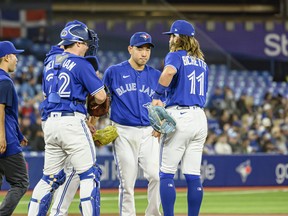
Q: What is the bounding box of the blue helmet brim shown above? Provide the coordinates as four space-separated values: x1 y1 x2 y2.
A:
58 40 75 46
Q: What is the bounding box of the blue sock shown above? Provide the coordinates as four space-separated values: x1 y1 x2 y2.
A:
184 174 203 216
160 172 175 216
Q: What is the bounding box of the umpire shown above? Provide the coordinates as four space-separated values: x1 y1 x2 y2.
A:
0 41 29 216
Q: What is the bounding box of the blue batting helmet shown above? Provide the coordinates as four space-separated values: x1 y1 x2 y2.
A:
58 20 99 56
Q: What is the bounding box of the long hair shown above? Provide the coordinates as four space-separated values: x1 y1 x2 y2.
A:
170 35 204 60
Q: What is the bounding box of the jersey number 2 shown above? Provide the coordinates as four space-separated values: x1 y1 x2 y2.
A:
46 72 71 98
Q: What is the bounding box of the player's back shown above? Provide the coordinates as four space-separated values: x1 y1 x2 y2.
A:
165 50 209 108
43 53 99 115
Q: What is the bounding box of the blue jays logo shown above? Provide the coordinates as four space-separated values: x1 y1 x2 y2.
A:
61 30 68 37
236 160 252 183
140 34 150 40
143 102 151 109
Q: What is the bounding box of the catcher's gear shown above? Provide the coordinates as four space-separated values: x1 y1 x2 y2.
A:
148 105 176 134
29 169 66 216
85 56 100 71
92 125 118 147
79 165 102 216
58 20 99 56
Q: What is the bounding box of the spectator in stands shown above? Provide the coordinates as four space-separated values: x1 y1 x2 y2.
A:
223 86 237 112
271 126 287 155
206 109 221 134
203 130 216 155
239 137 254 154
280 123 288 143
227 129 241 153
214 133 232 154
20 116 32 141
236 92 254 116
218 110 232 130
247 130 261 152
18 65 36 99
206 85 225 117
29 117 45 152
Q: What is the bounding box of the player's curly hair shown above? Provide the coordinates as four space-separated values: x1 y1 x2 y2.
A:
170 35 204 60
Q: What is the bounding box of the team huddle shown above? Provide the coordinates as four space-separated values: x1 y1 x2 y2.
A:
0 19 209 216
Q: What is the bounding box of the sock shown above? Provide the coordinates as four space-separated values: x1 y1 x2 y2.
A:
185 174 203 216
159 172 175 216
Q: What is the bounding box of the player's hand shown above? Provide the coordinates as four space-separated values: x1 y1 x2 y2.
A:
0 138 7 153
152 130 161 140
20 136 28 147
152 99 164 107
86 120 96 134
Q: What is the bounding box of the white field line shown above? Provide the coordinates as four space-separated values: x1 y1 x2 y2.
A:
4 189 287 205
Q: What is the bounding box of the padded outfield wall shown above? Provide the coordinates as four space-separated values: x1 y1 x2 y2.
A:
1 153 288 190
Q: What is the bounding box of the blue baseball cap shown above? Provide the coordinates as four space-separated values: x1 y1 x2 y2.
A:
0 41 24 58
130 32 154 48
163 20 195 37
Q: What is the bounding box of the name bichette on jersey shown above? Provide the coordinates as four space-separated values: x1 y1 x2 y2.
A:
182 56 207 70
116 84 154 97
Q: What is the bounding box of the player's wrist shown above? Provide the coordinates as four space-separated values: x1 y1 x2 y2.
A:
153 83 167 99
152 91 162 100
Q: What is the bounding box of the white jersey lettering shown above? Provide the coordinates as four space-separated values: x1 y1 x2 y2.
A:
62 59 76 71
182 56 207 70
116 83 137 96
45 60 54 71
139 85 155 97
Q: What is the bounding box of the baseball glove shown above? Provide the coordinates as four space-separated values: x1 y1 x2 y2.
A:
148 105 176 134
87 94 110 117
92 125 118 147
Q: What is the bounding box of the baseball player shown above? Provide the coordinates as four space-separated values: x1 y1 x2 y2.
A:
152 20 209 216
0 41 29 216
103 32 162 216
38 44 80 216
28 20 106 216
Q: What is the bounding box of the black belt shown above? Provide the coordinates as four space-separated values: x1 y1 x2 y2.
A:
48 112 75 117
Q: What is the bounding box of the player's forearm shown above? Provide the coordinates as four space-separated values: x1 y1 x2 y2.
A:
94 89 107 104
0 105 6 144
158 66 176 87
89 116 99 126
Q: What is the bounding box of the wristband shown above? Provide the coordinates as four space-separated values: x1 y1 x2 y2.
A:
153 83 167 100
152 91 162 100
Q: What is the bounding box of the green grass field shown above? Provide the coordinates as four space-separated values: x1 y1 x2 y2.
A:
1 187 288 215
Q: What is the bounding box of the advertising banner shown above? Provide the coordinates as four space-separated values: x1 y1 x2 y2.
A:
196 22 288 61
1 154 287 190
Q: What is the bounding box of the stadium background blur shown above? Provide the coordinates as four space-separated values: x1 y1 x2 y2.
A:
0 0 287 156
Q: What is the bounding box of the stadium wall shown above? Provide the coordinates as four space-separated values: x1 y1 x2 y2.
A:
1 153 287 190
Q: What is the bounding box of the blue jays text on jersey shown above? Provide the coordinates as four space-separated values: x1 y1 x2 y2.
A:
41 51 104 118
116 83 155 97
164 50 209 108
103 60 161 126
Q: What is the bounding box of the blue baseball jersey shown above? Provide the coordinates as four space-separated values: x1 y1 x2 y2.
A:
40 46 64 120
164 50 209 108
0 70 24 158
42 51 104 116
103 60 161 126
